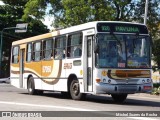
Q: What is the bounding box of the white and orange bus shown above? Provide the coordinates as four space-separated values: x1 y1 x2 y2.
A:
10 21 153 102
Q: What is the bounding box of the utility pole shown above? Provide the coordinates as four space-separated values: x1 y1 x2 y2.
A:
144 0 149 25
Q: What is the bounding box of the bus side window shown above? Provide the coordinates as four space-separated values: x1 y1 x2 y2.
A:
54 36 66 60
67 32 82 58
12 46 19 63
26 43 32 62
33 42 42 61
43 39 53 60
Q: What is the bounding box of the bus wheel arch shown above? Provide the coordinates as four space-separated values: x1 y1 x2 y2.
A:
68 74 86 100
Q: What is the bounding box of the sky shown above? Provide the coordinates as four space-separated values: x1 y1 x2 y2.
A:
42 4 54 30
42 15 54 30
0 1 4 5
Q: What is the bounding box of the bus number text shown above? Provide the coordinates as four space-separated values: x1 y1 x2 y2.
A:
43 66 52 73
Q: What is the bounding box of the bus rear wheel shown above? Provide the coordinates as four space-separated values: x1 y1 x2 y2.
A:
111 94 127 103
70 79 85 100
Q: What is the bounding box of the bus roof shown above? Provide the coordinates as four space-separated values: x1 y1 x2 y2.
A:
12 21 147 46
12 32 53 46
57 21 146 35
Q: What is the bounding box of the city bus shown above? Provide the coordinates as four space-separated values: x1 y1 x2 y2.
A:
10 21 153 102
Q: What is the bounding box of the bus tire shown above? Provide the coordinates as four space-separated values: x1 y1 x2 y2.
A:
111 94 127 103
70 79 86 100
28 77 37 95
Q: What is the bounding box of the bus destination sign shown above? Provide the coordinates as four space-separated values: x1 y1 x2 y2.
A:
97 23 148 34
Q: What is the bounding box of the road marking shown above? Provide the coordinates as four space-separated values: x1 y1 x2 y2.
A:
0 101 97 111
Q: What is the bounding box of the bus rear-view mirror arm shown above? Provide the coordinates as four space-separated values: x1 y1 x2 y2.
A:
94 34 99 53
94 42 99 53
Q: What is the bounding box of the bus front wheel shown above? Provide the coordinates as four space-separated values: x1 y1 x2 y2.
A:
111 94 127 103
70 79 85 100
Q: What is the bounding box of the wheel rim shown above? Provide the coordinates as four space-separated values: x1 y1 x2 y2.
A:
72 82 79 96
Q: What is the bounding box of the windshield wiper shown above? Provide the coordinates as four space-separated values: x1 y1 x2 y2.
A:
110 33 122 51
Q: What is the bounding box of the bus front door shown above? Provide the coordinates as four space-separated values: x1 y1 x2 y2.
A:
19 49 25 88
84 36 94 92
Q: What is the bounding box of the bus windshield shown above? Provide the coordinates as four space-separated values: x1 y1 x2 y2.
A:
96 33 151 68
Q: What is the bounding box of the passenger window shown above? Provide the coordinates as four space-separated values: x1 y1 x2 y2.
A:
33 42 42 61
67 33 82 58
43 39 53 60
12 46 19 63
54 36 66 60
26 43 32 62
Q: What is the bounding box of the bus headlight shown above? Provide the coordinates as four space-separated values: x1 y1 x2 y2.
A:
147 79 151 83
103 78 106 83
142 80 145 83
108 79 111 84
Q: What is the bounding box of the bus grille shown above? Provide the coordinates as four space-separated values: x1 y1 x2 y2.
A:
118 85 138 93
116 79 139 84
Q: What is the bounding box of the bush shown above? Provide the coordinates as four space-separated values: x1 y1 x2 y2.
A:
153 83 160 88
152 83 160 95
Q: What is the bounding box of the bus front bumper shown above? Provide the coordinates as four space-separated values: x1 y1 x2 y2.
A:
96 82 153 94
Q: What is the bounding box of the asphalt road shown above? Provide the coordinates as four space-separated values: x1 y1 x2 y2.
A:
0 83 159 120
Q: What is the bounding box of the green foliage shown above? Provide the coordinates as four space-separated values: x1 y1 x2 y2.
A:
153 83 160 88
152 39 160 70
151 83 160 95
21 0 160 38
0 0 49 78
0 0 49 36
152 87 160 95
0 0 49 50
51 0 135 27
133 0 160 40
23 0 47 20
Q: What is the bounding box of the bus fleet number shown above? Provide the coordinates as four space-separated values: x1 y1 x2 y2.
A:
43 66 51 73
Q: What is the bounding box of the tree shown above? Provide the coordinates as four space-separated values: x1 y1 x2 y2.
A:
0 0 49 77
152 39 160 71
0 1 49 47
133 0 160 40
23 0 136 28
0 0 49 37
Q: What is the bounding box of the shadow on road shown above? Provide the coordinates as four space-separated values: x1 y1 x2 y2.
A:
2 84 159 108
20 91 160 108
